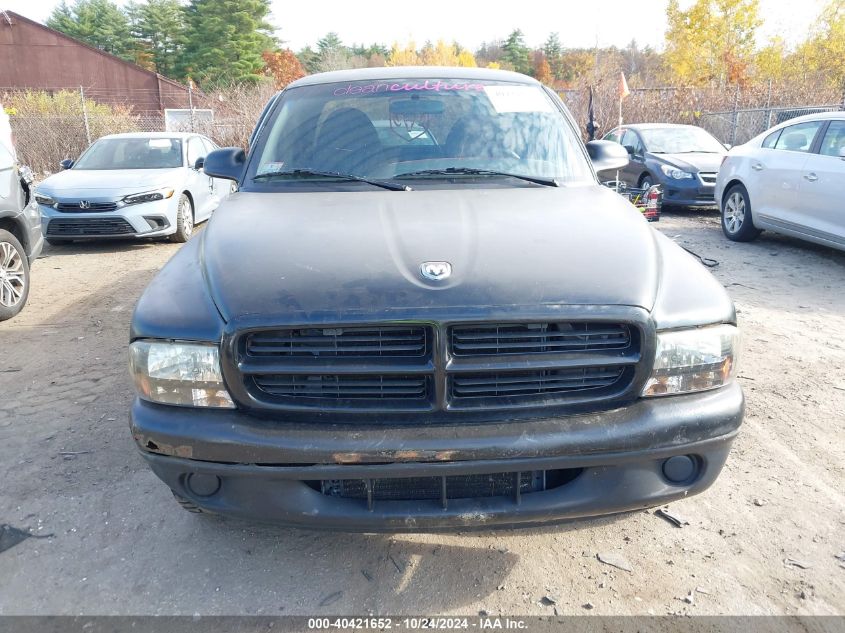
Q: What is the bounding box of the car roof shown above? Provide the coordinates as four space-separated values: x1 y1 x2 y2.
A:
617 123 703 131
769 110 845 127
97 132 200 140
287 66 538 89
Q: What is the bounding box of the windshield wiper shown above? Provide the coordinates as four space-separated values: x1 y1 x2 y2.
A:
394 167 559 187
253 168 411 191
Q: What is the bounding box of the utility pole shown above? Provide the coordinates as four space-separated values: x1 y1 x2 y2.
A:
79 86 91 146
188 79 195 132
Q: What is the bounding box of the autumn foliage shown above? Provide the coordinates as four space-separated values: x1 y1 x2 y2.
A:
262 49 306 89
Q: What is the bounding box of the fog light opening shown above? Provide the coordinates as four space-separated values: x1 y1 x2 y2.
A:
186 473 222 497
662 455 700 484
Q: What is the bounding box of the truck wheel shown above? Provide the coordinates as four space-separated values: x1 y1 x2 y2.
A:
170 194 194 243
0 229 30 322
171 490 207 514
721 184 761 242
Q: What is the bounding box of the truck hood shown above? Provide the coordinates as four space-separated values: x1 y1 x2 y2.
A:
37 168 183 197
202 185 660 323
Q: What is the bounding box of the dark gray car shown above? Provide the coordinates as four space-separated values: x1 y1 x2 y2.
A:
602 123 728 208
0 106 42 321
128 68 743 530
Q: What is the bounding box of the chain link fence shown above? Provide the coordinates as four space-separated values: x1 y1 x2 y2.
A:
8 111 255 176
5 84 845 176
698 105 844 145
559 82 845 144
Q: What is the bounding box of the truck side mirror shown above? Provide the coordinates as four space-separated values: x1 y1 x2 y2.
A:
587 140 629 173
59 159 74 170
203 148 246 182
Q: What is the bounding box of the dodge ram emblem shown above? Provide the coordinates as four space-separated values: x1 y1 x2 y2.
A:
420 261 452 281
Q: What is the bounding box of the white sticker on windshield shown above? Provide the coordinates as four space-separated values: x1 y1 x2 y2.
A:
484 86 553 113
148 139 172 149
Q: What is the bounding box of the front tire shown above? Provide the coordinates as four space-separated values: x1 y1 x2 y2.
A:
639 174 653 190
721 184 761 242
0 229 30 322
170 194 194 243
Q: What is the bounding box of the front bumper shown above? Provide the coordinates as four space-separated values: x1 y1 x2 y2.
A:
131 382 744 531
660 177 717 208
39 199 176 239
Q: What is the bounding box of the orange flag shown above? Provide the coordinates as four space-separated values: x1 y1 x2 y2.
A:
619 71 630 100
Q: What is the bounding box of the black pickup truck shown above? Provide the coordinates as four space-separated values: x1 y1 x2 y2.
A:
129 67 743 530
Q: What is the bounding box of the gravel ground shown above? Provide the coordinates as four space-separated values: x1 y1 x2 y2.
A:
0 210 843 616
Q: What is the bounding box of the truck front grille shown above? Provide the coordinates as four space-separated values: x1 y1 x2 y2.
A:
310 468 583 510
234 318 643 416
246 326 428 358
252 374 429 401
450 322 630 356
450 366 626 399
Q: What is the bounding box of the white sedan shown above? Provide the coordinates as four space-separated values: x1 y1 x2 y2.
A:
34 132 231 244
715 112 845 251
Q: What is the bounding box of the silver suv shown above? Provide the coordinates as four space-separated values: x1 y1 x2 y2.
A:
0 104 43 321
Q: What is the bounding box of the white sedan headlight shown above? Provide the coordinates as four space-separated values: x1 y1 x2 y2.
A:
129 340 235 408
34 192 55 206
642 325 739 397
123 188 174 206
660 165 694 180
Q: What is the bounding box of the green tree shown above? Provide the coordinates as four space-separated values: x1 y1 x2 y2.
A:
795 0 845 89
542 32 564 80
47 0 134 60
664 0 761 86
297 46 320 74
502 29 531 74
126 0 187 78
315 32 350 71
181 0 275 88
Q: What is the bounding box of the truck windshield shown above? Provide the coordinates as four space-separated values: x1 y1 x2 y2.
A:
251 79 593 186
74 138 184 170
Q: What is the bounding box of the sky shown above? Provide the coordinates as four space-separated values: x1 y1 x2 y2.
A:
0 0 829 51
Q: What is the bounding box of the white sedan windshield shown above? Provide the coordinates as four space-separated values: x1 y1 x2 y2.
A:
74 138 183 170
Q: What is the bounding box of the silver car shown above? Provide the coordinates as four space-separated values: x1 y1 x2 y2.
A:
715 112 845 251
1 102 42 321
35 132 231 244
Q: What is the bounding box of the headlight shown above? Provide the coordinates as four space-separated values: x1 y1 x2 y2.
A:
123 188 174 206
642 324 739 397
660 165 694 180
34 193 55 206
129 340 235 408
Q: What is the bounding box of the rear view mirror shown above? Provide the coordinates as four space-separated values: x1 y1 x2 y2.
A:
193 157 205 170
586 140 629 173
59 159 74 170
203 148 246 181
389 99 445 116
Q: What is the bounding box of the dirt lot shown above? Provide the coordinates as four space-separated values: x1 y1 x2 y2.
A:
0 210 843 617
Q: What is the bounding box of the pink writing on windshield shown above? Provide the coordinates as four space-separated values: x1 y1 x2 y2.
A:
333 80 485 96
